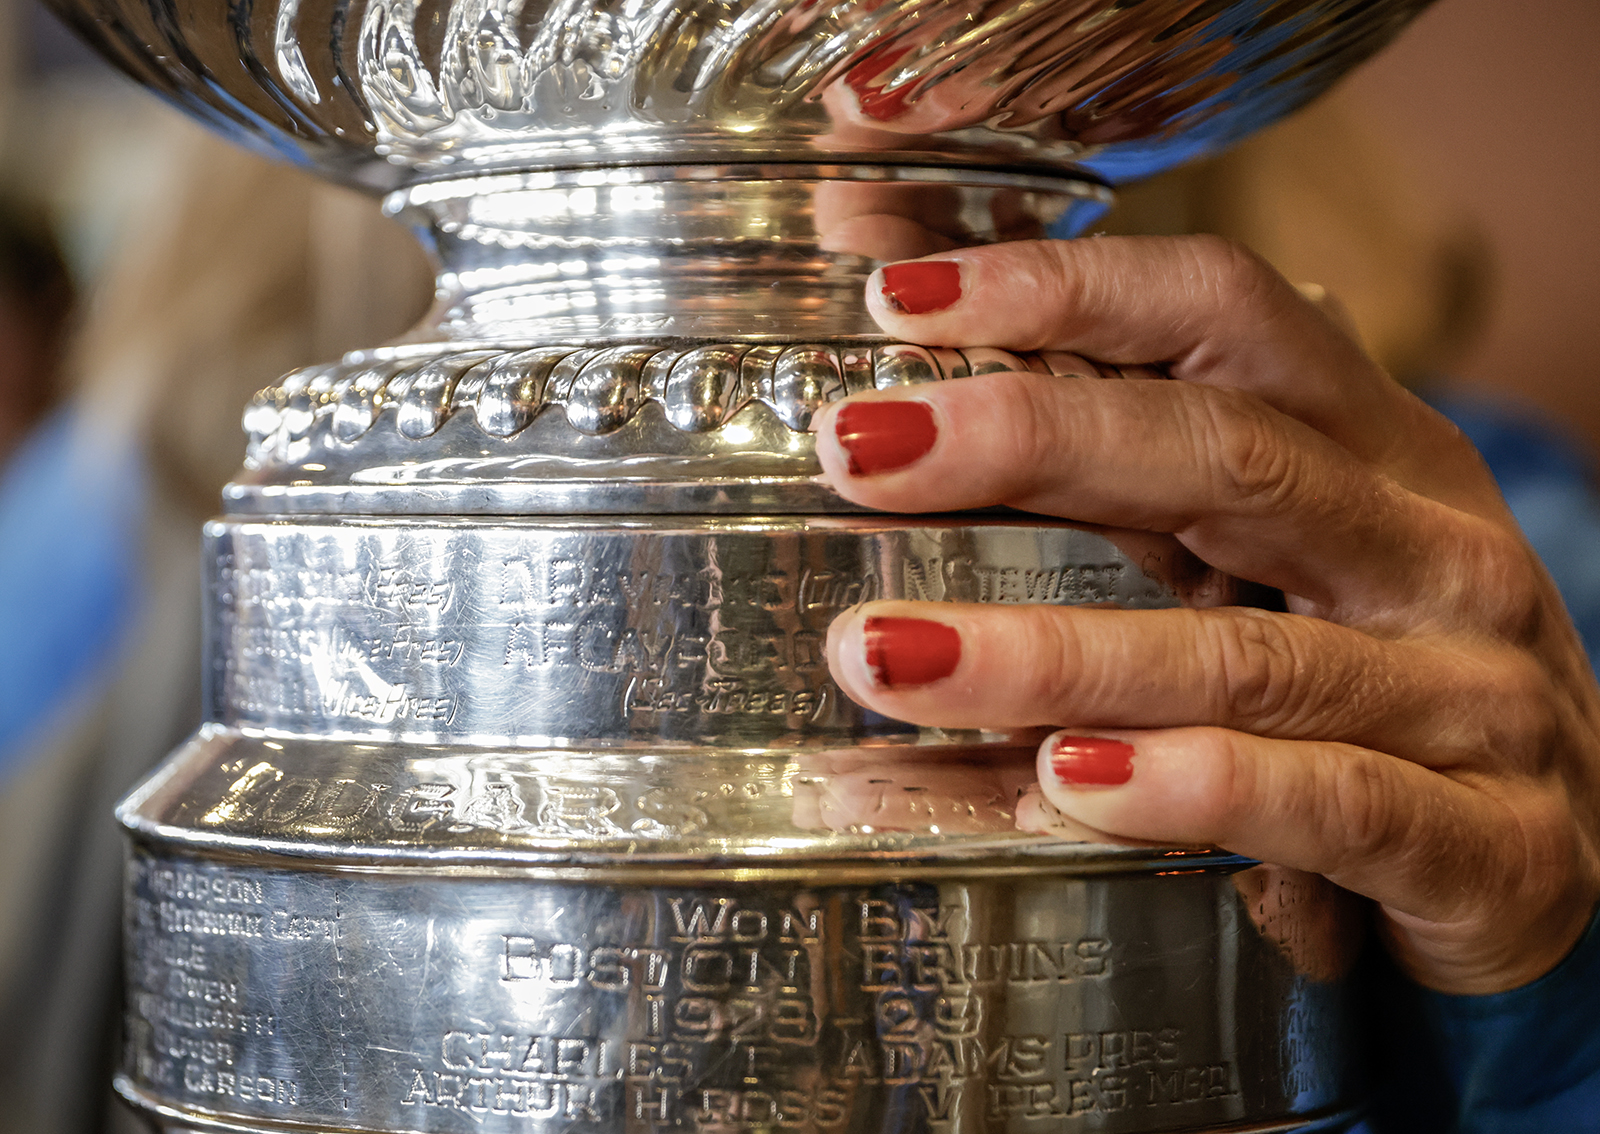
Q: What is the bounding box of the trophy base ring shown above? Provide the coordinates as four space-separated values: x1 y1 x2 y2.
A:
118 837 1365 1134
115 1080 1366 1134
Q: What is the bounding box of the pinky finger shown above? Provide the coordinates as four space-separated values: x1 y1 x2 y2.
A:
1033 727 1589 993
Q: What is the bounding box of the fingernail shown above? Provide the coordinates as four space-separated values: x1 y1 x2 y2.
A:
1049 736 1135 786
879 260 962 314
835 400 937 476
862 616 960 688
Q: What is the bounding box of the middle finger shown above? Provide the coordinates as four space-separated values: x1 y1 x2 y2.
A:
824 601 1551 774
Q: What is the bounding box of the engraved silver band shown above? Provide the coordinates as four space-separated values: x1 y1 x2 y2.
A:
122 728 1256 867
118 844 1366 1134
206 517 1233 747
120 1084 1364 1134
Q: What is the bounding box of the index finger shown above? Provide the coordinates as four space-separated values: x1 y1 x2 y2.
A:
864 236 1487 504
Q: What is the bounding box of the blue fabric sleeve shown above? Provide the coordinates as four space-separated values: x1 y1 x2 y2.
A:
1427 390 1600 671
1367 903 1600 1132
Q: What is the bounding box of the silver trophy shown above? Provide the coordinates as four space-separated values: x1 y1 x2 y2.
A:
42 1 1432 1131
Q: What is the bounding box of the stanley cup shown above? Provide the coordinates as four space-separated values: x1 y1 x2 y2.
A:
42 1 1432 1131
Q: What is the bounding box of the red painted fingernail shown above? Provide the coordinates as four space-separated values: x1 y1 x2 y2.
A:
1050 736 1135 786
862 616 960 688
879 260 962 314
835 400 937 476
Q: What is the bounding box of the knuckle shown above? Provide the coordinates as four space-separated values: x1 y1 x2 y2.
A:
1419 644 1555 768
1512 790 1586 903
1208 610 1309 728
1191 389 1300 512
1174 235 1283 311
1482 547 1548 644
1008 243 1093 349
1443 521 1547 641
1009 610 1089 717
1322 754 1407 873
1481 651 1561 763
976 369 1078 491
1422 785 1578 925
1181 728 1259 842
1037 240 1089 307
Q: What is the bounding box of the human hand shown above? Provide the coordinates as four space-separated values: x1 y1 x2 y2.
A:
815 235 1600 995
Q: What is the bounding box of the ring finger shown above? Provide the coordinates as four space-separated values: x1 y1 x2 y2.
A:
825 600 1550 773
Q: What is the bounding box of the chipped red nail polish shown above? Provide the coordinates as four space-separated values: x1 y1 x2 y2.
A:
834 400 937 476
862 616 960 688
879 260 961 314
1049 736 1135 786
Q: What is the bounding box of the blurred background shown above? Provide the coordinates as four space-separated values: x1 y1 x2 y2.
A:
1343 0 1600 443
0 2 1596 1131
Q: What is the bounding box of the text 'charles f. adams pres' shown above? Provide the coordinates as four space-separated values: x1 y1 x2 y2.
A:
44 1 1435 1131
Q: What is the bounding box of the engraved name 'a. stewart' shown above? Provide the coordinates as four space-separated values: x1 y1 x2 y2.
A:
902 557 1125 605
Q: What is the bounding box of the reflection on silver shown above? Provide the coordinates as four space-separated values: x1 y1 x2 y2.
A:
202 518 1229 746
116 504 1371 1134
385 169 1103 344
118 845 1366 1134
236 331 1155 516
40 0 1440 1130
48 0 1432 190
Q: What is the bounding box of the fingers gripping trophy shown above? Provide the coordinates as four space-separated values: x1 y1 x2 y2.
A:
47 2 1434 1132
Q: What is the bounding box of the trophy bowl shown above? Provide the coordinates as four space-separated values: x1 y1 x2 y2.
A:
39 1 1436 1132
53 0 1431 189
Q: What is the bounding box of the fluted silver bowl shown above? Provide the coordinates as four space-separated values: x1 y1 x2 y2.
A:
51 0 1431 190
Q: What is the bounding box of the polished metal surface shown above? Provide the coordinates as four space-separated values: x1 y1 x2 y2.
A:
117 502 1367 1134
205 517 1228 746
390 168 1111 344
231 168 1138 517
234 333 1159 515
39 0 1441 1130
122 727 1212 863
45 0 1432 191
117 842 1365 1134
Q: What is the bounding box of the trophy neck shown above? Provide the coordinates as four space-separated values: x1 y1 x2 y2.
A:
386 164 1110 345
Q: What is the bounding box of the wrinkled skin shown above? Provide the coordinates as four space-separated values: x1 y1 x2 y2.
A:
816 235 1600 996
